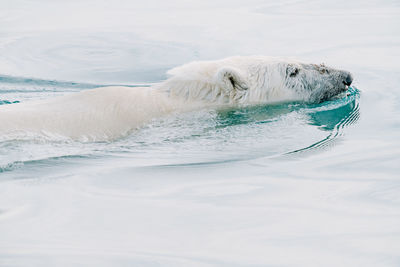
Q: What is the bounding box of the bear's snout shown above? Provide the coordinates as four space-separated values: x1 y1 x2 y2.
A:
343 73 353 86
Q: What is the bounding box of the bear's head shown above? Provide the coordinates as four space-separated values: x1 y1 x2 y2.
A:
282 61 353 103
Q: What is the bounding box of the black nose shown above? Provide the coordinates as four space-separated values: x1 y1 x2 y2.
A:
343 74 353 86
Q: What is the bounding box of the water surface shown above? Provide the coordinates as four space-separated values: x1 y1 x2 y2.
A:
0 0 399 266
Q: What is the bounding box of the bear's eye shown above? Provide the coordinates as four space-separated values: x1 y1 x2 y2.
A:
319 68 329 74
290 68 299 77
287 64 300 78
319 64 329 74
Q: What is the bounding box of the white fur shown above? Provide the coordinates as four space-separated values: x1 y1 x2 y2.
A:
158 56 300 105
0 87 176 140
0 56 349 141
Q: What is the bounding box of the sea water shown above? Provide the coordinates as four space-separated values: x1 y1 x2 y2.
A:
0 0 399 266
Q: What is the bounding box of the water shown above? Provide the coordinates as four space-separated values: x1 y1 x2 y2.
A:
0 0 400 266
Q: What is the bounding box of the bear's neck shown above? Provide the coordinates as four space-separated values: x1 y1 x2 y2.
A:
156 77 232 104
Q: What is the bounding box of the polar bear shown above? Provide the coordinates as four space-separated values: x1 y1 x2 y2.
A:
0 56 353 141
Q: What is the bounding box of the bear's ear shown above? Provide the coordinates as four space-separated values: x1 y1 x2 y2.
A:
215 67 248 93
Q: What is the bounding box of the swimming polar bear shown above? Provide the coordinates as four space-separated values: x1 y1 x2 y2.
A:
0 56 353 141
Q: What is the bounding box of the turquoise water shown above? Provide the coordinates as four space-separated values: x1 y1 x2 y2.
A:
1 0 400 266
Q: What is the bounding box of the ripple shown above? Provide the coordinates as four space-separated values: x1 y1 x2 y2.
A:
0 32 198 84
287 87 361 154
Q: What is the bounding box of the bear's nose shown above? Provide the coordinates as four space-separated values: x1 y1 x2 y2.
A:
343 74 353 86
